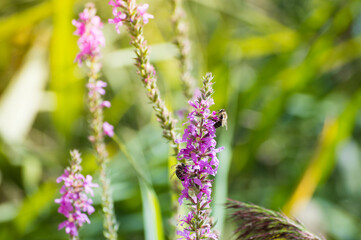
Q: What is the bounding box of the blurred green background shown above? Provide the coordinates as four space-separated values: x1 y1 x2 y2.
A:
1 0 361 239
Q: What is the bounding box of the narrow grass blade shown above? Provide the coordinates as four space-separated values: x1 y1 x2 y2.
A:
212 67 240 237
112 136 164 240
139 180 165 240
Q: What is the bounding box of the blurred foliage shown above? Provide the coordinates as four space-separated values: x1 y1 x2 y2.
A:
1 0 361 239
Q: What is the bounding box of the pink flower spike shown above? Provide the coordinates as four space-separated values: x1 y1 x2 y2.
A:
73 4 105 64
108 1 127 34
55 150 97 237
108 0 123 7
101 100 111 108
103 122 114 137
177 73 221 239
137 4 154 24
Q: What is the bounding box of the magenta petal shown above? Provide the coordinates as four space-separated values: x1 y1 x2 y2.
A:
193 178 202 187
177 74 221 239
56 150 97 237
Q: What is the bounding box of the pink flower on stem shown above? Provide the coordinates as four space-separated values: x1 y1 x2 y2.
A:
108 8 127 34
108 0 124 8
100 100 111 108
103 122 114 137
55 150 98 237
87 80 107 96
177 73 222 239
74 4 118 239
137 4 154 24
72 3 105 64
108 0 153 34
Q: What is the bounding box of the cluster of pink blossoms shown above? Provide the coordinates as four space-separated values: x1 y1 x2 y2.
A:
176 73 223 239
108 0 154 33
73 3 114 138
86 80 114 137
55 150 98 237
72 3 105 64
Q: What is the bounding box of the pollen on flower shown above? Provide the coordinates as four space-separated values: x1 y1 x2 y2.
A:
55 150 98 237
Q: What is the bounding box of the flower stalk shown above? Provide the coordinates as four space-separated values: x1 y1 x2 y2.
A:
73 4 117 239
176 73 223 239
108 0 179 155
108 2 183 234
55 150 98 239
171 0 195 100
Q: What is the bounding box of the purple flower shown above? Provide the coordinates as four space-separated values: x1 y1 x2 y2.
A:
100 100 111 108
55 150 98 237
108 8 127 34
137 4 154 24
108 0 124 7
177 73 222 239
103 122 114 137
87 80 107 96
108 0 153 34
73 3 105 64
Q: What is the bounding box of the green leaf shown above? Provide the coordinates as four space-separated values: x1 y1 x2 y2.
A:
112 135 164 239
49 0 83 141
139 179 164 240
15 182 57 235
0 36 49 143
0 1 52 41
212 66 240 237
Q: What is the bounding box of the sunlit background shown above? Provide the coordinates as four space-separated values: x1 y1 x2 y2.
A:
1 0 361 239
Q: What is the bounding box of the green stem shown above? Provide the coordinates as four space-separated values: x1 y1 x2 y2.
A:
88 59 118 240
70 234 79 240
171 0 195 100
195 199 201 240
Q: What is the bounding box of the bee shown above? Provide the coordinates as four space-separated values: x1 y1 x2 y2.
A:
175 163 187 181
214 109 228 130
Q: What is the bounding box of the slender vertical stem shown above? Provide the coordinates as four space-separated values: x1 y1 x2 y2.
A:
118 1 180 155
70 235 79 240
73 4 117 239
110 3 182 236
171 0 195 99
88 60 118 240
195 198 201 240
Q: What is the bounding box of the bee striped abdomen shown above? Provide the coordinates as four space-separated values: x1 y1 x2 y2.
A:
175 163 187 181
214 121 222 129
